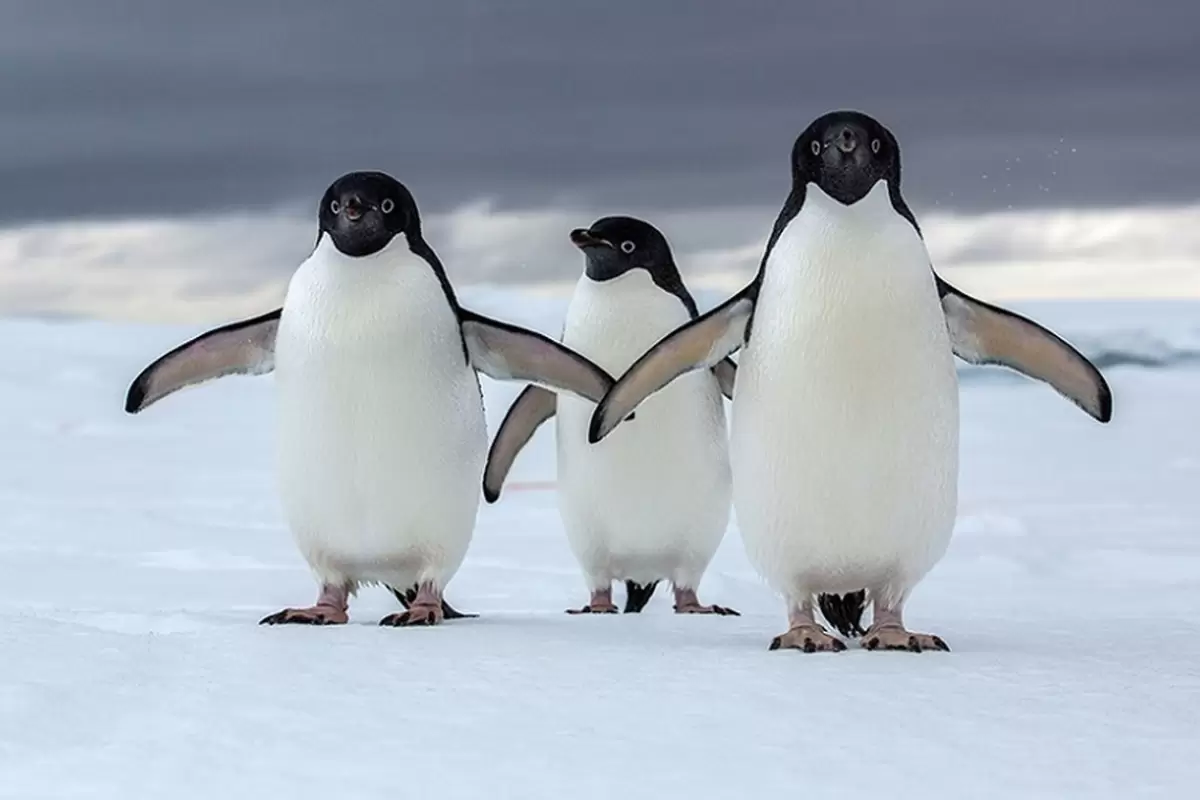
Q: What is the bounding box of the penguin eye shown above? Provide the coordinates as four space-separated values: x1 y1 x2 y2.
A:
620 241 636 254
381 198 395 214
871 139 881 154
810 140 821 156
330 199 342 214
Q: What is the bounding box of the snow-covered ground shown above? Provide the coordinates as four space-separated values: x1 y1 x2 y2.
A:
1 291 1198 799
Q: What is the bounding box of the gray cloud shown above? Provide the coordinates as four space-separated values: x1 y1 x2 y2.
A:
1 0 1198 228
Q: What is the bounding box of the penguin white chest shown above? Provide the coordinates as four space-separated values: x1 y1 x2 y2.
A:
556 272 732 585
731 184 959 600
273 237 486 587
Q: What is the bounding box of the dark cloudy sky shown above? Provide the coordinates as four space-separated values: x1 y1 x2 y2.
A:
2 0 1198 228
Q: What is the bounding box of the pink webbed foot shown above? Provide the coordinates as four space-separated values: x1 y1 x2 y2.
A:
673 587 740 616
769 624 847 653
861 625 950 653
567 587 619 615
379 582 446 627
260 584 349 626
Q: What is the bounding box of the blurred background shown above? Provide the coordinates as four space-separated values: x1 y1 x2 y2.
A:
1 0 1198 322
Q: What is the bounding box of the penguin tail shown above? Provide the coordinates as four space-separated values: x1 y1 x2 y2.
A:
817 590 869 638
388 585 479 620
623 580 660 613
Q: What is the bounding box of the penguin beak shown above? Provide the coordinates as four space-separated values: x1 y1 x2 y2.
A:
570 229 611 250
343 197 364 222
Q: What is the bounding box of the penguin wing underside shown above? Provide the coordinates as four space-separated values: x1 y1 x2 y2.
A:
124 309 281 414
482 385 556 503
588 290 756 443
458 309 614 403
938 279 1112 423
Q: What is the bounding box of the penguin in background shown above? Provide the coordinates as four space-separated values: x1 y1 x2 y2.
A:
126 171 616 627
484 216 739 616
588 112 1112 652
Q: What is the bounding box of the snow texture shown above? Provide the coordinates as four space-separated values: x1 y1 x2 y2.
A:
1 290 1198 799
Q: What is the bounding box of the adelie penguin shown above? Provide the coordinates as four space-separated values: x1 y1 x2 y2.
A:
125 171 615 627
482 217 739 616
588 111 1113 653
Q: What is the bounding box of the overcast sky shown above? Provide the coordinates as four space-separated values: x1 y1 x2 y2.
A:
2 1 1198 228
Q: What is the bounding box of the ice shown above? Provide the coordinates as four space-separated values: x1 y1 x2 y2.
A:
1 291 1198 798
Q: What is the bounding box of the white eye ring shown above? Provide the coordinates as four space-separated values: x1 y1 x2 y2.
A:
620 240 636 254
381 198 395 214
871 139 881 154
810 140 821 156
330 199 342 214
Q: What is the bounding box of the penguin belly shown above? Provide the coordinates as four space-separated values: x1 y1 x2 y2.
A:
731 186 959 607
556 272 732 589
274 240 486 590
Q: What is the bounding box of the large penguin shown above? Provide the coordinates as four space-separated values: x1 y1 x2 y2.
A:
126 171 615 627
483 217 738 615
588 112 1112 652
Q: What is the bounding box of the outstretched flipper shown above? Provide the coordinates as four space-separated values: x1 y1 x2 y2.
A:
589 288 757 443
712 357 738 400
483 385 557 503
458 309 614 403
125 309 282 413
937 278 1112 423
388 585 477 620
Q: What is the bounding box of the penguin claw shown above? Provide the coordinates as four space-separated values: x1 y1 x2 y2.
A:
861 625 950 653
565 604 619 615
259 605 348 626
379 605 444 627
768 624 846 653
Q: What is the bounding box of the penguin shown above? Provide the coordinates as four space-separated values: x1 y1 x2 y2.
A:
482 217 739 615
125 171 616 627
587 111 1112 653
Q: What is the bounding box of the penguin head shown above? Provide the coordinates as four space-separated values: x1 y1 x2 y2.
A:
569 216 676 283
318 171 418 257
569 215 698 315
792 111 902 206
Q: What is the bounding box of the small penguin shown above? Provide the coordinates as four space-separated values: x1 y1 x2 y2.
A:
126 171 615 627
483 217 738 615
588 112 1112 652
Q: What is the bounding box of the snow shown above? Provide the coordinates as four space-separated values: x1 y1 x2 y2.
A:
2 290 1199 799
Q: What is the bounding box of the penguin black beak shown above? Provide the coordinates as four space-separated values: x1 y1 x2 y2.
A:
833 125 858 154
343 196 364 222
570 228 611 250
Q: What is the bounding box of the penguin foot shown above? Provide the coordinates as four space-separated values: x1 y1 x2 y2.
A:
672 588 739 616
567 587 619 614
259 604 348 626
861 624 949 653
566 602 619 614
768 624 847 653
379 604 444 627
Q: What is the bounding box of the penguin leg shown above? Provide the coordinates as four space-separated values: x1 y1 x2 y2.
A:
768 598 847 653
671 586 739 616
567 584 619 615
379 582 445 627
260 583 350 626
861 598 950 653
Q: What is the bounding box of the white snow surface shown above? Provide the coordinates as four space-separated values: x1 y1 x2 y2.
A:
2 290 1199 799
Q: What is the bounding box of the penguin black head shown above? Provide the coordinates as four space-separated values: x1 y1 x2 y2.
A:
569 216 698 315
792 111 902 206
318 171 419 257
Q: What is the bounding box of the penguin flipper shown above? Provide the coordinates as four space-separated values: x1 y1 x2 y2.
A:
458 309 614 403
712 357 738 400
124 308 282 414
937 278 1112 423
589 289 756 443
482 385 557 503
